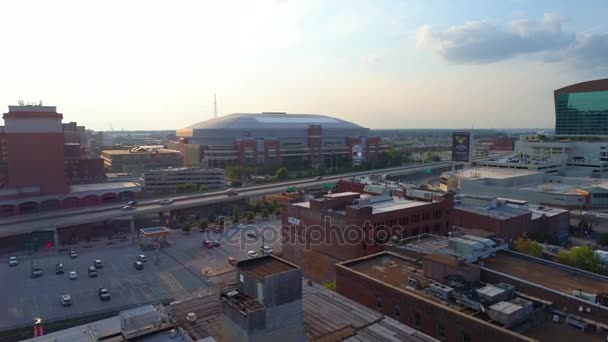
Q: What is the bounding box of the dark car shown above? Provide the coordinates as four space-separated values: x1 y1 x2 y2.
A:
98 288 111 301
211 240 220 247
32 266 43 278
88 266 98 278
94 259 103 269
134 261 144 270
55 263 64 274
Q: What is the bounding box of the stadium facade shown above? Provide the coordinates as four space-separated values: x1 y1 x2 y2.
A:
175 112 387 168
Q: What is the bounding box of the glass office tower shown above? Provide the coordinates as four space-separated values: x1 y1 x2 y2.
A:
555 79 608 136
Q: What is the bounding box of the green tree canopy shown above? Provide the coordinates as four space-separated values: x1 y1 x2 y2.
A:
232 206 240 223
513 237 543 258
275 167 289 180
556 246 601 273
176 182 197 194
198 184 209 192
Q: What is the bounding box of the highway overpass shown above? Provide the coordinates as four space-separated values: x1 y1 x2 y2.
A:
0 162 459 239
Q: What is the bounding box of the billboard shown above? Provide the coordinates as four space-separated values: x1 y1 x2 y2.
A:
452 132 472 162
352 144 363 165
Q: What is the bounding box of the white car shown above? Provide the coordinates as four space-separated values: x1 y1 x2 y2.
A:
261 245 274 254
8 256 17 266
122 205 134 210
159 199 173 205
60 294 72 306
236 224 245 229
247 250 259 258
68 271 78 280
138 254 147 262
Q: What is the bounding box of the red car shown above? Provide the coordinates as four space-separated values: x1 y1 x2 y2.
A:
202 240 214 249
227 257 236 266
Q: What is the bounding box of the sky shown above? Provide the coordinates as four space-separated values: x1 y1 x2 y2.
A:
0 0 606 131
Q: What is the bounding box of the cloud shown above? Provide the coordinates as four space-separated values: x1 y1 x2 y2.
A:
416 13 590 64
361 54 380 64
570 32 608 66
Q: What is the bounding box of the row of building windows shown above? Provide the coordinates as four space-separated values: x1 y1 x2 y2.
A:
374 211 443 228
375 298 470 342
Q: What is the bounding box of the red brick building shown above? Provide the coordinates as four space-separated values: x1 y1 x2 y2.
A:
336 252 536 342
281 190 453 283
491 136 515 151
450 196 569 244
4 105 69 195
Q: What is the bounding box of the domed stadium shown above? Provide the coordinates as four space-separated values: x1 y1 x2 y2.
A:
175 112 386 168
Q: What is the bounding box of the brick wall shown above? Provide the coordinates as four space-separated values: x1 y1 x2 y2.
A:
336 265 533 342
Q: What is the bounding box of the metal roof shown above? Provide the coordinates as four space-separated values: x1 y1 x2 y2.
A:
185 112 365 130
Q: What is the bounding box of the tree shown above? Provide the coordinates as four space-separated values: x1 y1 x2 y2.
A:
275 167 289 180
181 224 191 233
246 211 255 222
200 218 209 230
513 237 543 258
556 246 601 273
323 280 336 291
232 206 240 223
198 184 209 193
176 182 197 194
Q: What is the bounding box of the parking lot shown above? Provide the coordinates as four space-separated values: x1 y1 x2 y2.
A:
0 220 282 330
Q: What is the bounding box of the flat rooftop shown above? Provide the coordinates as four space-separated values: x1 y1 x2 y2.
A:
70 181 140 192
102 149 180 155
24 316 120 342
482 252 608 294
454 202 530 220
237 255 298 280
367 197 429 214
453 167 540 180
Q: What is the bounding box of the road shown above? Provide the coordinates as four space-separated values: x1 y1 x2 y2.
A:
0 162 457 237
0 220 280 330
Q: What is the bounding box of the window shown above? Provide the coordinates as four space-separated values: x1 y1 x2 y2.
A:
393 305 400 319
375 296 383 310
462 332 471 342
437 323 446 340
413 312 421 329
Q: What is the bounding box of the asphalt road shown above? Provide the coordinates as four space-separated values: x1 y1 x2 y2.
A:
0 220 281 330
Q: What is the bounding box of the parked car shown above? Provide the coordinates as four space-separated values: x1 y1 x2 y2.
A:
8 256 17 266
236 224 245 229
98 288 111 301
88 266 98 278
247 251 259 258
69 250 77 258
202 240 213 249
94 259 103 269
55 263 64 274
159 199 173 205
246 231 257 238
134 261 144 270
127 201 138 206
211 240 221 247
227 257 236 266
260 245 274 254
137 254 147 262
32 266 43 278
60 294 72 306
68 271 78 280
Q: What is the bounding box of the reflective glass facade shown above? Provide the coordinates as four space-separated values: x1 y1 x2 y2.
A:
556 90 608 135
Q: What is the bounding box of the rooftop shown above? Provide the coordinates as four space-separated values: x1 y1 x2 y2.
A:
482 252 608 295
454 202 531 221
237 255 299 281
302 281 438 342
102 148 181 155
184 112 366 130
452 167 540 180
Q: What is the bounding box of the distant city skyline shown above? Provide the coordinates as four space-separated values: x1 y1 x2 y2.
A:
0 0 606 131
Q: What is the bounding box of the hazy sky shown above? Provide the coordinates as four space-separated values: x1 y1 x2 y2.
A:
1 0 606 130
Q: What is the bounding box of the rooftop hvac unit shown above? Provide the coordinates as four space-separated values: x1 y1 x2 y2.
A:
407 276 421 290
427 283 454 300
